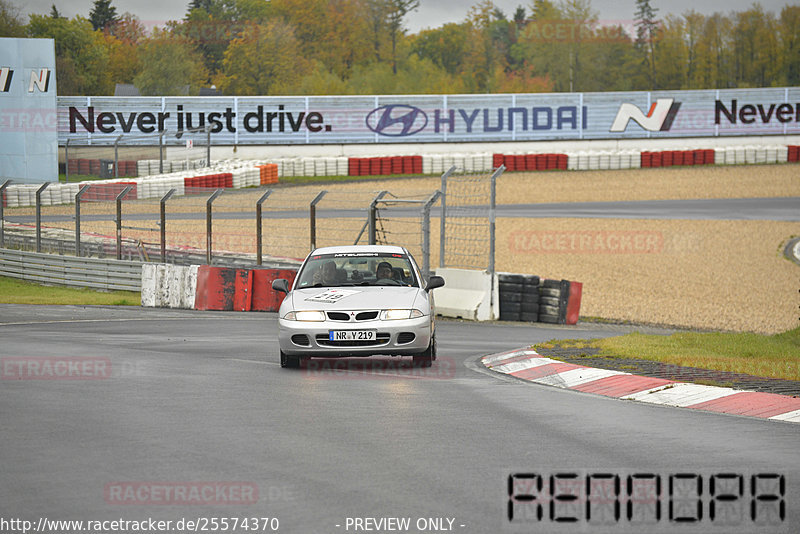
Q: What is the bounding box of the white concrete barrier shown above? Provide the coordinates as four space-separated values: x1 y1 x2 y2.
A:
141 263 198 309
433 267 498 321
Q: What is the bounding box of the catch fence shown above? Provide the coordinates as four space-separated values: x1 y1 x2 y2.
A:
1 164 500 280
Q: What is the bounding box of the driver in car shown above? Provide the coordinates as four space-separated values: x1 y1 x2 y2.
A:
312 260 338 285
376 261 394 281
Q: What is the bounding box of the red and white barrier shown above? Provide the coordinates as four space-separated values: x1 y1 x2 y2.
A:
141 263 296 313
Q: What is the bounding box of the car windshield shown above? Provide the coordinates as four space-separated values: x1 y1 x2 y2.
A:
295 252 419 289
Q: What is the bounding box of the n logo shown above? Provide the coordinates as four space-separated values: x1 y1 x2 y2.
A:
28 69 51 93
610 99 681 132
0 67 13 92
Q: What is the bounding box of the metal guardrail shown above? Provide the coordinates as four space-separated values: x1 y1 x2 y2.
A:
0 249 142 292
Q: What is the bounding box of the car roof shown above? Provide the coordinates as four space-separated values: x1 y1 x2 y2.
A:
308 245 408 256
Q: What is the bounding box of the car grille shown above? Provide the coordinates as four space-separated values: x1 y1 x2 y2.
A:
326 310 380 322
316 333 391 347
397 332 416 344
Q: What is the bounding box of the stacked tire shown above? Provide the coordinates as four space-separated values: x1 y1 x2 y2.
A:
539 279 570 324
499 273 541 322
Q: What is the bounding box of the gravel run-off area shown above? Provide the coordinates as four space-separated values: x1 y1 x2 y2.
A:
9 163 799 334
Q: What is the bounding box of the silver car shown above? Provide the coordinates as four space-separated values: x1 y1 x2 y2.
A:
272 245 444 368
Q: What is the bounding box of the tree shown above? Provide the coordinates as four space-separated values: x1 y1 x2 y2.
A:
100 26 142 87
410 23 470 76
634 0 659 89
655 14 687 89
217 20 309 95
559 0 598 92
777 5 800 86
50 4 64 19
113 12 146 43
682 10 705 88
386 0 419 74
265 0 373 79
0 0 26 37
134 29 209 95
732 5 778 87
27 14 111 94
89 0 118 31
297 61 351 95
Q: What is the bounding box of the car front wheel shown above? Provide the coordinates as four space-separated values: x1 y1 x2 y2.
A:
280 350 301 369
412 335 436 368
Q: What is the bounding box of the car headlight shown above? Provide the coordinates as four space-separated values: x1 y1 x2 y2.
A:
284 310 326 321
381 309 425 321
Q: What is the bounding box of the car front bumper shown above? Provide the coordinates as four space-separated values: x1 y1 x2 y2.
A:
278 315 432 357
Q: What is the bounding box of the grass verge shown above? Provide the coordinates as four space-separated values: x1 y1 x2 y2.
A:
0 276 140 306
536 328 800 381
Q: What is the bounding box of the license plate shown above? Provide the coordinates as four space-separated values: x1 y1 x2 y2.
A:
329 330 376 341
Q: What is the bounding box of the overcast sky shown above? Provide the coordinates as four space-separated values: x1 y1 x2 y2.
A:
14 0 795 34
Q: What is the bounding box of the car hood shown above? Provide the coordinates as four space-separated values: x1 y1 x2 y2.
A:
290 286 422 312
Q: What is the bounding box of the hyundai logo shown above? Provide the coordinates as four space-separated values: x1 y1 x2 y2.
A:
366 105 428 137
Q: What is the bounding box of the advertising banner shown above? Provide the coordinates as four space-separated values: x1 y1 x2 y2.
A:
58 87 800 146
1 38 58 183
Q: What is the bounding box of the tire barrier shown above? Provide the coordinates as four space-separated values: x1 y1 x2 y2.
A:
498 273 540 322
347 156 423 176
67 159 139 177
8 143 799 208
80 181 139 201
641 149 715 168
498 273 581 325
256 164 278 185
493 153 568 172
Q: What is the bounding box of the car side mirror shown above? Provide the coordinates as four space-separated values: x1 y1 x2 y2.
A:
426 275 445 292
272 278 289 293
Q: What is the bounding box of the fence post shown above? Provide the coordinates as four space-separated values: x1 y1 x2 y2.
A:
309 191 327 251
159 131 166 174
439 166 455 268
64 139 70 183
488 165 504 277
160 188 176 263
368 191 388 245
0 180 10 249
206 188 223 264
115 185 134 260
421 191 442 282
74 184 90 257
256 189 272 265
35 182 50 253
206 126 211 167
114 134 123 178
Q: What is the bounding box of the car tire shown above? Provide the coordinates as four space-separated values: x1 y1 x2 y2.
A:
413 335 435 368
280 350 300 369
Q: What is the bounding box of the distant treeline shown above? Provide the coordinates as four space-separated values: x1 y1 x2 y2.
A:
2 0 798 96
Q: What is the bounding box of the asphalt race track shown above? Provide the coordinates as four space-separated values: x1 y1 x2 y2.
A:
1 304 798 533
8 197 800 224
